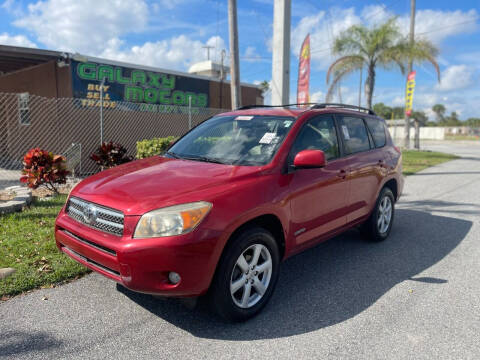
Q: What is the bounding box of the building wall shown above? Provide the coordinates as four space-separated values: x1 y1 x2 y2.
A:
209 81 263 109
0 60 72 98
388 126 446 141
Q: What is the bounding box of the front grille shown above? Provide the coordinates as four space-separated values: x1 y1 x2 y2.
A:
67 196 124 236
62 245 120 277
60 228 117 256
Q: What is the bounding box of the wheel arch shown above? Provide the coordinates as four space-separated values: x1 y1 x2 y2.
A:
383 178 398 202
224 214 286 261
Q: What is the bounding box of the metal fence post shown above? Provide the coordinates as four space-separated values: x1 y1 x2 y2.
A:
188 96 192 130
100 77 106 145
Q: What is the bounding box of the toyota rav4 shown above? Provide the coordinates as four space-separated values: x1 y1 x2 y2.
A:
55 103 403 322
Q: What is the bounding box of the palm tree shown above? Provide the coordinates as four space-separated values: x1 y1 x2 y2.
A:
259 80 270 96
326 18 441 109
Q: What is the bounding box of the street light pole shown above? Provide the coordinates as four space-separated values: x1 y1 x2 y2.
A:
228 0 241 109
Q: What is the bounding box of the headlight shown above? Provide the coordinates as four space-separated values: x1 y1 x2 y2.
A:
133 201 212 238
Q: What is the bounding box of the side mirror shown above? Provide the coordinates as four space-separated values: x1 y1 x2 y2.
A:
293 150 326 169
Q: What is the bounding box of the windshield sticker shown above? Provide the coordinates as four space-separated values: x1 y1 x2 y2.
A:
259 132 276 144
342 125 351 140
235 115 254 121
283 120 293 127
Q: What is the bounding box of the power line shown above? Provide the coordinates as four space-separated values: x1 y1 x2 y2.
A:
416 18 478 36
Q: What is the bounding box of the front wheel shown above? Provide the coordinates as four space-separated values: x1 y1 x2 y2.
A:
362 187 395 242
209 227 280 322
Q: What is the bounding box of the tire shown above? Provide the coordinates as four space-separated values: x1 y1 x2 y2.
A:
361 187 395 242
209 226 280 322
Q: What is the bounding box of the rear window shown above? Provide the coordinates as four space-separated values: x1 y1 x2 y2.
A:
365 118 387 148
339 116 371 154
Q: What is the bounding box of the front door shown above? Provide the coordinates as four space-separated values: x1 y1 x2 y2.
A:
287 115 350 247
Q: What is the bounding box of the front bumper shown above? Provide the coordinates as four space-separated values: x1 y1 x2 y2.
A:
55 208 222 297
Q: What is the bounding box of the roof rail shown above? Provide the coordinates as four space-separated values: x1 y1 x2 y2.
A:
310 103 376 115
236 103 377 116
236 103 317 110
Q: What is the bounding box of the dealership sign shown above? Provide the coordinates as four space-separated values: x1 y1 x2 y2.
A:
71 60 210 109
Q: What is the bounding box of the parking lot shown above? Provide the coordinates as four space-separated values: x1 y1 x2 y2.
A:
1 141 479 359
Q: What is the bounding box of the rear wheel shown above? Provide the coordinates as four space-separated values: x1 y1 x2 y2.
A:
362 187 395 242
209 226 280 322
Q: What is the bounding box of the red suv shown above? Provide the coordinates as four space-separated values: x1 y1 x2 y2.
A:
55 103 403 321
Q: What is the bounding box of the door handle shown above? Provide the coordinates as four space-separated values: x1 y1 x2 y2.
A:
337 169 347 179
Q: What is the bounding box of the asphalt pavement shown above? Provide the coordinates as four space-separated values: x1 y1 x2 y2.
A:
1 141 479 359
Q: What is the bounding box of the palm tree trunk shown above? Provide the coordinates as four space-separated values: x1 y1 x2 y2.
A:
364 64 375 109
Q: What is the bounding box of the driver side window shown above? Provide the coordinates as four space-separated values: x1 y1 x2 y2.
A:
289 115 339 163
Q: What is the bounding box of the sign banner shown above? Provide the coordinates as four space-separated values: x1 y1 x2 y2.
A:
405 70 416 117
71 60 210 110
297 34 310 105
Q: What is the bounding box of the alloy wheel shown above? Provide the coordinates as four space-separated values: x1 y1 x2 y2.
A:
377 196 392 234
230 243 272 309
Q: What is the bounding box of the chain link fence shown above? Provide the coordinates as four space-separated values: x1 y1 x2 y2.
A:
0 92 227 187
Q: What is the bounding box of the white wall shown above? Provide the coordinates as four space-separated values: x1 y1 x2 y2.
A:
388 126 446 142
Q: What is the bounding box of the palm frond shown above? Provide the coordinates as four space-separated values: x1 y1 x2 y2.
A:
410 38 441 82
326 55 365 84
326 59 363 101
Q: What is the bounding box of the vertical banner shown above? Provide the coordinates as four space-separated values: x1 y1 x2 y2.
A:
405 70 416 116
297 34 310 105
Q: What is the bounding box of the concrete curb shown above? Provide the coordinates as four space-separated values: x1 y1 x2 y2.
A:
0 185 32 215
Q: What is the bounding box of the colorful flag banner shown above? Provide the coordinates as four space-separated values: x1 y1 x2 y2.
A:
405 71 416 117
297 34 310 105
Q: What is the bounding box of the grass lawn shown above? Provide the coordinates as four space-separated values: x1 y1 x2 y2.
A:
445 135 480 141
0 195 90 299
402 150 459 176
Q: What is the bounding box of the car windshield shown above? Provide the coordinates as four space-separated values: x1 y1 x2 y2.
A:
167 115 296 166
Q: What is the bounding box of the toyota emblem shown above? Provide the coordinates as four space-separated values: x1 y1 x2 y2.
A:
83 205 97 224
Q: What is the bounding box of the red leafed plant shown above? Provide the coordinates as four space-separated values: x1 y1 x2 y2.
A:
90 141 133 170
20 148 70 194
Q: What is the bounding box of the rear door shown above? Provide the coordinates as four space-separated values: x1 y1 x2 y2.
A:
287 114 350 246
338 115 382 223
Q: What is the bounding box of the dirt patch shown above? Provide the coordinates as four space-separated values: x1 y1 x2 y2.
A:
0 190 16 201
31 183 75 198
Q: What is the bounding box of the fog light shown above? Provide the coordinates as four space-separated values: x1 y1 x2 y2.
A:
168 272 181 284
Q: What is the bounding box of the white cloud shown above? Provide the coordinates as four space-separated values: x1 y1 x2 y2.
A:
310 90 324 103
0 32 37 48
435 65 475 91
100 35 228 71
291 8 361 70
243 46 263 62
14 0 148 54
1 0 23 16
156 0 188 10
404 9 479 43
292 6 479 71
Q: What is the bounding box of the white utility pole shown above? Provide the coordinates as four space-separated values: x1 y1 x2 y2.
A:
228 0 241 109
271 0 291 105
404 0 416 149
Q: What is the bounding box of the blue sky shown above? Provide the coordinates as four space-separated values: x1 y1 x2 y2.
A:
0 0 479 118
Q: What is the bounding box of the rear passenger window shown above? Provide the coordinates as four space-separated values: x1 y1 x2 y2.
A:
365 118 386 148
339 117 371 154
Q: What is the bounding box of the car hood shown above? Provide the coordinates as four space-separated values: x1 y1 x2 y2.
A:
72 156 264 215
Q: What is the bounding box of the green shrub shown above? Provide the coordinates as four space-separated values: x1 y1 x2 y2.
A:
136 136 178 159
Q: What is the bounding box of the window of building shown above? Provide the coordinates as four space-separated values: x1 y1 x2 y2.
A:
18 93 30 126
